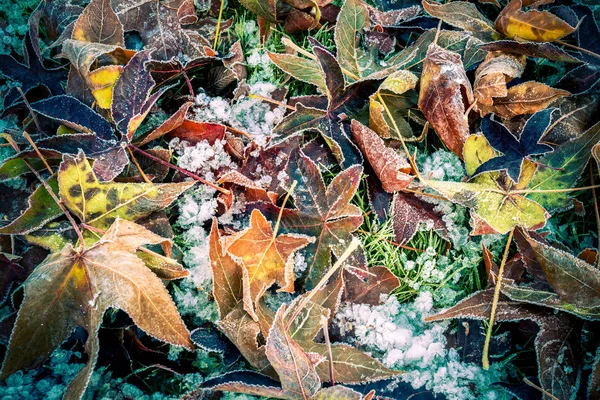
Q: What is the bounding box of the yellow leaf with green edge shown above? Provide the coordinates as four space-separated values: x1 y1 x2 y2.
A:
428 135 548 234
57 125 77 135
24 221 78 252
88 65 122 109
369 70 420 140
58 151 195 245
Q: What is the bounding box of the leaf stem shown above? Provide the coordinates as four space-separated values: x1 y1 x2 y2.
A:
273 180 297 238
482 228 514 370
126 146 152 183
510 183 600 195
248 93 295 111
16 87 43 135
22 131 53 174
128 144 230 195
523 378 560 400
320 315 335 386
556 40 600 61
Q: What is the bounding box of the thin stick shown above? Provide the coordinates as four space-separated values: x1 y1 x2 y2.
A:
182 70 194 98
22 131 53 174
377 92 423 182
6 135 85 246
482 228 514 370
126 146 152 184
128 144 230 195
286 237 360 330
523 378 560 400
556 39 600 61
16 87 43 135
273 180 297 238
248 93 295 111
320 315 335 386
510 184 600 195
213 0 226 50
357 229 424 253
590 164 600 266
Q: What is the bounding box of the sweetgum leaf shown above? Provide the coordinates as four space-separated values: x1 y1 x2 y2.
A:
0 219 193 399
30 95 114 141
495 0 578 42
0 32 67 107
418 43 474 158
58 151 194 245
475 109 554 183
226 209 314 320
253 152 365 289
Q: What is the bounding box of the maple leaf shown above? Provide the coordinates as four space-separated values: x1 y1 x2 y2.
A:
474 109 554 183
254 152 365 289
0 249 44 304
343 266 399 306
226 209 314 320
418 42 474 158
495 0 578 43
391 192 448 245
0 32 67 107
273 39 374 167
0 218 193 399
58 151 194 245
350 120 413 193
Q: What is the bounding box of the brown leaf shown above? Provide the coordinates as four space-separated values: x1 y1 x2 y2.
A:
343 266 399 305
479 81 569 118
72 0 124 45
208 218 242 319
226 209 314 320
474 51 525 109
0 219 192 399
391 192 448 245
495 0 578 42
266 304 323 400
350 120 413 193
418 43 474 158
167 119 226 144
138 102 194 146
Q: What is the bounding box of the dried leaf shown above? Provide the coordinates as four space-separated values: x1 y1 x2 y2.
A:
422 0 498 41
350 120 413 192
479 40 582 63
495 0 578 42
138 102 194 145
418 43 474 158
474 51 525 108
0 219 193 399
479 81 569 118
391 192 448 245
72 0 124 45
226 209 314 320
343 266 399 305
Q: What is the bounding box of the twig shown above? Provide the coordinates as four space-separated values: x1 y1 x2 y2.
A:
16 87 43 135
6 134 85 247
126 146 152 183
321 315 335 386
128 144 230 195
213 0 226 50
523 378 560 400
22 131 53 174
556 39 600 61
226 126 252 139
248 93 295 111
273 180 297 238
482 228 514 370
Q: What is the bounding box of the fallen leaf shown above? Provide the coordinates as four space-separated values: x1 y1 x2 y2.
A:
335 0 372 81
475 109 554 183
495 0 578 42
343 266 399 305
226 209 314 320
480 40 582 63
391 192 448 245
268 52 327 94
72 0 124 45
422 0 498 41
418 43 474 158
0 219 193 399
474 51 525 108
350 120 413 193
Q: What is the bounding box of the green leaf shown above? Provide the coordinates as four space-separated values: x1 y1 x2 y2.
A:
0 176 61 235
527 120 600 211
335 0 371 81
422 0 498 41
239 0 277 23
268 52 327 94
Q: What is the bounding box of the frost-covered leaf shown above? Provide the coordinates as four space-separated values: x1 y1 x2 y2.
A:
268 52 327 94
0 219 193 399
58 151 194 245
478 81 570 118
426 289 579 399
239 0 277 23
202 370 286 398
475 109 554 183
418 43 474 158
495 0 578 42
0 251 39 304
479 40 582 63
72 0 124 45
368 70 420 140
422 0 498 41
226 209 313 320
253 153 364 289
343 266 399 305
474 51 525 109
350 120 413 193
391 192 448 245
528 119 600 211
